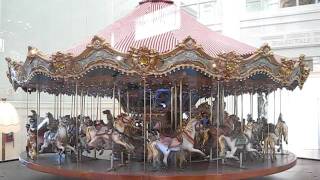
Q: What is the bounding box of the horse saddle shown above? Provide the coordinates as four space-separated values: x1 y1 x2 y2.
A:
160 137 182 148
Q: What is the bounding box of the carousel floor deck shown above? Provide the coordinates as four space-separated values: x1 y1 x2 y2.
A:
19 152 296 180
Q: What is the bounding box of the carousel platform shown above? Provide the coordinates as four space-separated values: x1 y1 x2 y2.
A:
19 152 296 180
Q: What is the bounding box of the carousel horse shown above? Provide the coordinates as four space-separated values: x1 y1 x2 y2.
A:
148 118 206 167
262 133 278 162
26 115 37 159
54 116 77 155
39 113 59 153
79 116 93 152
85 114 135 154
218 118 259 160
275 114 288 149
67 116 79 147
263 114 288 162
201 113 239 152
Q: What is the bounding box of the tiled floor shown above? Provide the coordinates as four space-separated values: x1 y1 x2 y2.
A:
0 159 319 180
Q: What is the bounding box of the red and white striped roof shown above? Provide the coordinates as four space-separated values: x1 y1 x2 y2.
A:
67 0 256 57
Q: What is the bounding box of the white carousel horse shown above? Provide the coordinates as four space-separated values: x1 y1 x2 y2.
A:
218 121 258 160
148 118 206 166
39 113 59 153
85 114 135 153
275 116 288 145
54 116 77 155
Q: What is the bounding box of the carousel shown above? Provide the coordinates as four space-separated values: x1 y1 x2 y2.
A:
5 0 309 179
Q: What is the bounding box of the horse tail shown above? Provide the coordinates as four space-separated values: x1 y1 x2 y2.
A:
86 127 92 142
218 135 226 157
283 124 288 144
147 141 153 162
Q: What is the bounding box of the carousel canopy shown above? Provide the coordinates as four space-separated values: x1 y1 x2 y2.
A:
5 0 309 97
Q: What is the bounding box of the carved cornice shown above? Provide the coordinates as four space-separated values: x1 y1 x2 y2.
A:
27 46 50 61
5 35 310 95
213 52 242 80
128 47 161 75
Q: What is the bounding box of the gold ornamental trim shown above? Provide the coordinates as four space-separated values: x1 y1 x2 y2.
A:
5 35 310 95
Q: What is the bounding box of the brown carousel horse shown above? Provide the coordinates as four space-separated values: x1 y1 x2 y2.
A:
147 118 206 167
55 116 77 155
263 114 288 162
85 113 135 154
218 114 260 160
200 113 240 152
26 124 37 160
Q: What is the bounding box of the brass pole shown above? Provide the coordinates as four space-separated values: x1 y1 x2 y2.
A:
26 92 29 123
118 89 121 115
113 85 116 120
149 90 152 132
100 96 102 120
126 91 129 115
241 94 244 132
216 82 220 162
59 94 62 118
210 85 213 160
189 90 192 120
174 84 177 130
111 84 116 169
234 95 238 116
274 91 276 124
96 95 99 121
171 87 174 130
143 79 147 166
280 90 282 114
2 133 5 161
36 90 40 156
180 80 183 130
71 95 73 118
90 95 93 120
250 93 253 116
75 83 79 163
210 88 213 124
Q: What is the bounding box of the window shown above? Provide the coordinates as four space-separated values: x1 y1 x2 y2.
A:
246 0 279 11
281 0 317 8
247 0 319 11
299 0 316 5
181 0 221 25
280 0 296 7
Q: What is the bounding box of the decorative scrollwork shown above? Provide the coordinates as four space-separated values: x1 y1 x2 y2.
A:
256 43 273 57
214 52 242 80
128 47 160 75
87 35 110 50
27 46 48 62
279 59 295 80
297 54 310 88
51 52 81 75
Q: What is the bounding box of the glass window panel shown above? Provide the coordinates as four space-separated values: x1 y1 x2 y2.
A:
299 0 315 5
262 0 279 10
280 0 297 7
246 0 262 12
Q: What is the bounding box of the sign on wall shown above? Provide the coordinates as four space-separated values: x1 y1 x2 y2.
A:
135 5 181 40
0 38 4 52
